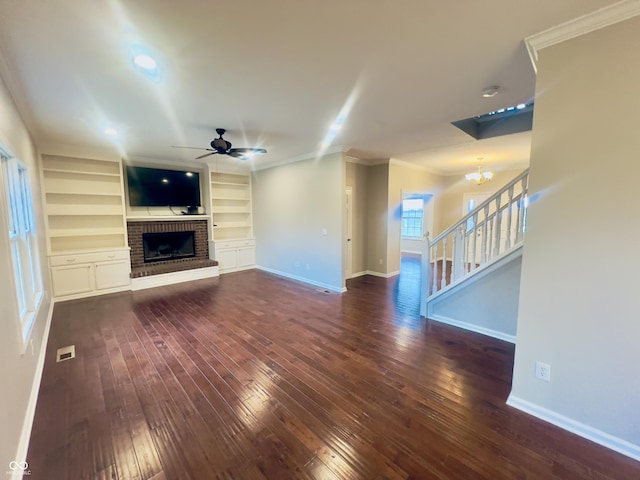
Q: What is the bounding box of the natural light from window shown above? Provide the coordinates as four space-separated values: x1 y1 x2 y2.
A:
401 198 423 238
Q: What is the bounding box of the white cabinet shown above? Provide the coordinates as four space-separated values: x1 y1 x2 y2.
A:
212 239 256 273
50 263 95 297
49 249 131 299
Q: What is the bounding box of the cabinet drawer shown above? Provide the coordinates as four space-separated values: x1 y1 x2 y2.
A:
214 239 256 249
50 249 129 266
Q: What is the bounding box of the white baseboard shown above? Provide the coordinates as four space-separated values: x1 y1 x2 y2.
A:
131 266 219 291
256 266 346 293
363 270 400 278
15 299 55 478
428 313 516 344
506 394 640 462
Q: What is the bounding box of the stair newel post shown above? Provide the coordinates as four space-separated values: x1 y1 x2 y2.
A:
453 224 465 282
432 239 438 294
420 231 430 317
440 236 448 290
471 212 479 271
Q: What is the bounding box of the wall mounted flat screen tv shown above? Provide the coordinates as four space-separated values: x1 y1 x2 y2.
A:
127 166 201 207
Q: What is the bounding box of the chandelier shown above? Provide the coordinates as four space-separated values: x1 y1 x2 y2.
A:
465 164 493 185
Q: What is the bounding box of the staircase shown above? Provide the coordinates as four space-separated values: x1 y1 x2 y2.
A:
420 169 529 319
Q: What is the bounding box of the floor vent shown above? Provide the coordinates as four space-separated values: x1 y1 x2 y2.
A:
56 345 76 362
316 288 332 294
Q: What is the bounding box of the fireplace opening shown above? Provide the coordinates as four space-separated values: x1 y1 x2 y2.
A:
143 231 195 263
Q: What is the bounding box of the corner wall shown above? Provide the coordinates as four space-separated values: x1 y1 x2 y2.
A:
252 152 345 291
0 71 52 467
510 16 640 458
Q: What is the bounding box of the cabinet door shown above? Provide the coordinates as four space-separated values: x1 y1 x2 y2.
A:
216 247 239 272
95 260 131 290
237 246 256 268
51 264 94 297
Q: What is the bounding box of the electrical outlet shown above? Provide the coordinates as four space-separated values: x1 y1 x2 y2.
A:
535 361 551 382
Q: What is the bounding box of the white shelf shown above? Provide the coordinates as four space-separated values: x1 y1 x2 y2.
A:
214 224 252 229
211 181 249 187
211 195 250 201
42 168 120 177
48 227 125 238
212 208 251 214
47 204 124 216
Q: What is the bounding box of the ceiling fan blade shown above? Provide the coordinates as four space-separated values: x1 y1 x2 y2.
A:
195 152 217 159
171 145 212 151
229 147 267 156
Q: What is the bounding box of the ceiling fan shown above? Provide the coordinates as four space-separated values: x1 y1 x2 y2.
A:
173 128 267 160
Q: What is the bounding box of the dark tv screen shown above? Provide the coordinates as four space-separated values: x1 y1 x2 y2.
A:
127 166 201 207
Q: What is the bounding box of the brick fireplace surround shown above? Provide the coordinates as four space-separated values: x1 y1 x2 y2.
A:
127 219 217 278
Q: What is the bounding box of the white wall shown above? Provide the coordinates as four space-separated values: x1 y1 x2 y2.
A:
429 252 521 343
252 152 345 291
387 160 443 275
0 72 52 467
510 16 640 457
345 161 369 276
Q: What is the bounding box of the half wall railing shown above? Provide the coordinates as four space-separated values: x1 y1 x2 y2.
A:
420 169 529 315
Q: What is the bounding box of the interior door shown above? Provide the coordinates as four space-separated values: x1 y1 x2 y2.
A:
344 187 353 279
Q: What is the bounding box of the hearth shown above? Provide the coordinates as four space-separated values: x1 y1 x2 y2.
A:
143 231 195 263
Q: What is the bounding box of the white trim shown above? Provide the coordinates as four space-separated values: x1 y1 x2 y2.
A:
131 266 219 291
53 284 131 302
347 270 368 279
506 395 640 462
428 313 516 344
400 249 422 255
353 270 400 279
525 0 640 73
256 265 346 293
14 299 55 476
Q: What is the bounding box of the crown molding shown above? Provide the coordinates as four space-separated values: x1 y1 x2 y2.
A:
525 0 640 73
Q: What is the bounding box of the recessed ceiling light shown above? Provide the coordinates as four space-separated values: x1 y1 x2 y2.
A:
516 103 526 109
104 127 118 137
133 54 157 70
162 178 169 184
185 172 193 177
482 86 500 98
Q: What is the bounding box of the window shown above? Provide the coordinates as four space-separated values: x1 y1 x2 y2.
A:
1 153 42 345
401 198 423 238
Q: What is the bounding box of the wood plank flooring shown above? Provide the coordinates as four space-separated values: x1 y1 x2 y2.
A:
28 257 640 479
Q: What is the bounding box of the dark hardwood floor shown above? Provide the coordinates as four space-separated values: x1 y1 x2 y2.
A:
28 256 640 479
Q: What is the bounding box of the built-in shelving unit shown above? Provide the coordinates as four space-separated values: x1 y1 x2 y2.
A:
41 155 128 254
40 154 131 300
210 172 253 241
209 170 256 273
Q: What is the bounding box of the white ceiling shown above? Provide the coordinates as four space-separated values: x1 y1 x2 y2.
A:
0 0 620 174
